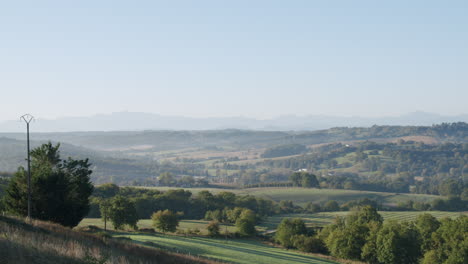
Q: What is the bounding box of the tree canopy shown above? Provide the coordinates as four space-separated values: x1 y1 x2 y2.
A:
4 142 93 227
152 209 179 233
107 195 139 230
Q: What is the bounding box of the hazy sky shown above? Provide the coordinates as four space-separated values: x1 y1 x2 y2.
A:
1 0 467 122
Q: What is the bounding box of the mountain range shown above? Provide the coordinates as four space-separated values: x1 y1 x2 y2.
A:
1 111 467 132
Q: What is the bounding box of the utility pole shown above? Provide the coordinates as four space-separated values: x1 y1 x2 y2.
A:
20 114 34 221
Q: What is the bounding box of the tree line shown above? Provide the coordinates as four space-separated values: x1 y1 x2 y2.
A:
274 206 467 264
88 183 277 221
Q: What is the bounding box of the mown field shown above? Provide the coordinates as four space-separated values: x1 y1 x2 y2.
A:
136 186 441 207
79 218 238 235
260 211 468 229
77 211 467 264
79 218 342 264
117 233 340 264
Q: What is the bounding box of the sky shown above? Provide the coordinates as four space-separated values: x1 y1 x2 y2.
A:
1 0 467 122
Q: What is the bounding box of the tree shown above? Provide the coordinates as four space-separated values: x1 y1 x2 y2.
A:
424 216 467 264
361 221 381 264
152 209 179 233
205 209 224 222
108 195 139 230
326 221 369 260
323 200 340 211
349 205 383 225
99 199 112 231
179 175 195 187
305 202 321 213
438 179 462 196
94 183 120 198
431 198 446 210
289 173 302 187
235 209 256 236
325 206 383 261
289 172 319 188
275 218 308 248
5 142 93 227
226 207 244 223
207 220 220 237
415 213 440 252
301 173 319 188
158 172 175 186
376 221 421 264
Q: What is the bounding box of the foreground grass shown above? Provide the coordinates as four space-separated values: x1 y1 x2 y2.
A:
119 233 340 264
261 211 468 229
0 216 219 264
136 186 441 207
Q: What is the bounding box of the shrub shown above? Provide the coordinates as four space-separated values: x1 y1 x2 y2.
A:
292 235 327 253
207 221 220 237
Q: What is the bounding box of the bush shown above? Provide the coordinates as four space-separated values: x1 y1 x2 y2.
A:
292 235 327 253
138 228 156 233
207 221 220 237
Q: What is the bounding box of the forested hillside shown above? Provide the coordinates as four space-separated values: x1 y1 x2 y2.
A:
0 123 467 188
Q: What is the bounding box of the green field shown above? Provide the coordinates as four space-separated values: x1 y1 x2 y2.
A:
78 211 467 264
79 218 341 263
261 211 468 230
118 233 339 264
79 218 238 235
137 186 441 207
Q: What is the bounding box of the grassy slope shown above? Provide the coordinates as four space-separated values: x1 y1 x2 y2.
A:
78 218 344 264
261 211 468 229
0 216 219 264
120 233 340 264
137 186 441 206
243 188 439 206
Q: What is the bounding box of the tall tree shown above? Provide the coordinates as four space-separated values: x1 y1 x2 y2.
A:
415 213 440 252
301 173 319 188
108 195 139 230
99 198 112 231
5 142 93 227
325 206 383 261
376 221 421 264
152 209 179 233
423 216 468 264
235 209 256 236
275 218 308 248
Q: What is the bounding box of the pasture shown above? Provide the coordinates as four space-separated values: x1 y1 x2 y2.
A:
78 218 342 264
79 218 238 235
260 211 468 230
118 233 340 264
137 186 441 207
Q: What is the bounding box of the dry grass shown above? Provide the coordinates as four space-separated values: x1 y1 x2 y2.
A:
0 215 222 264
